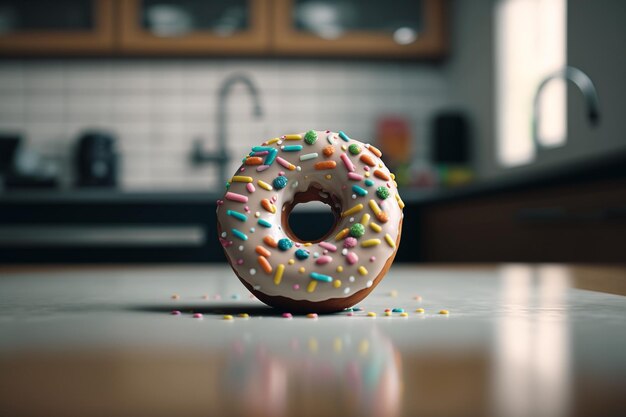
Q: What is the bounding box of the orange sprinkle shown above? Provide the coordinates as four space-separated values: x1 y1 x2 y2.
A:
314 161 337 170
375 211 389 223
368 145 382 157
360 154 376 166
261 199 276 213
245 156 263 165
374 169 390 180
255 246 271 257
322 145 335 157
263 236 278 248
334 228 350 241
257 256 272 274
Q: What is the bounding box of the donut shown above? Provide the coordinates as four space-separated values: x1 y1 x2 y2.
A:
216 130 404 313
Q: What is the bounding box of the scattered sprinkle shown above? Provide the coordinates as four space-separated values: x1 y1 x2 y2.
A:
439 310 450 315
307 313 318 319
282 313 293 319
193 313 203 319
304 130 318 145
367 312 377 317
223 315 233 320
171 310 181 315
348 144 361 155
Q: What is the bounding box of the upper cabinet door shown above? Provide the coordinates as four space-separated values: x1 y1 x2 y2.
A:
118 0 271 55
0 0 115 54
271 0 447 59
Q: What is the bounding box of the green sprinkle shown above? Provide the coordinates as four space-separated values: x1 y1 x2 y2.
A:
231 228 248 241
257 218 272 228
348 144 361 155
310 272 333 282
282 145 303 152
226 210 248 222
352 185 368 196
304 130 318 145
364 179 374 187
225 182 230 189
376 186 390 199
350 223 365 238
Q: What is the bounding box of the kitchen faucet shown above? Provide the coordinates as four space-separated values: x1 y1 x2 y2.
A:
532 66 600 148
191 74 263 187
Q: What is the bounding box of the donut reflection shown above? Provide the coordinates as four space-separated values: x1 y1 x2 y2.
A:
223 329 402 417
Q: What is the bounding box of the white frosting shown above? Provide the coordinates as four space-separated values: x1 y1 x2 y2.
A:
216 130 404 302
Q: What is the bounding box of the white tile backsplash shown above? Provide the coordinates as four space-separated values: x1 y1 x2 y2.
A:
0 59 453 190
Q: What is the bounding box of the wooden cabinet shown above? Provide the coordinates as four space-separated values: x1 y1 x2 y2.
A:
0 0 115 54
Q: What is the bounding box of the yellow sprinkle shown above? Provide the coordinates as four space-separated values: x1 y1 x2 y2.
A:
390 173 396 180
341 145 347 151
358 266 368 276
336 266 343 273
299 267 305 273
223 315 233 320
366 312 376 317
378 163 383 168
395 193 405 209
384 311 392 316
266 137 280 144
238 313 249 318
364 172 370 177
307 280 317 293
231 175 253 183
333 279 342 288
274 264 285 285
288 259 295 265
360 213 371 225
361 239 381 248
393 180 398 188
368 199 381 215
303 242 312 247
370 222 382 233
389 290 398 297
384 233 396 248
284 134 302 140
341 203 364 218
415 308 425 313
171 294 180 300
325 174 332 180
257 180 272 191
439 309 450 315
400 312 408 317
334 228 350 240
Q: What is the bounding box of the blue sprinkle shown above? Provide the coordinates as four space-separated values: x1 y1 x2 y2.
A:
295 249 309 260
277 238 293 251
364 179 374 187
338 131 350 142
252 146 273 152
257 218 272 228
353 307 363 311
282 145 303 152
392 308 405 313
265 148 278 165
273 175 288 189
231 228 248 241
226 209 248 222
231 294 241 300
352 185 368 196
310 272 333 283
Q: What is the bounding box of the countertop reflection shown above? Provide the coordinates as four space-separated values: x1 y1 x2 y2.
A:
0 264 624 417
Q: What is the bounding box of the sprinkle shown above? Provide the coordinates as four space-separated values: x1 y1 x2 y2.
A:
263 235 278 248
326 133 336 144
307 313 318 319
257 218 272 228
315 161 337 170
395 193 405 209
361 239 381 248
364 179 374 187
349 223 365 237
369 199 382 215
336 265 343 272
358 266 368 275
315 255 333 265
348 144 361 155
225 192 248 203
246 183 255 193
292 283 299 289
319 242 337 252
226 210 248 222
439 310 450 315
223 315 233 320
366 280 373 287
352 185 368 196
368 145 382 157
276 156 296 170
334 228 350 240
277 238 293 251
348 172 364 181
384 311 392 316
325 174 332 180
249 268 256 275
304 130 317 144
376 186 390 199
360 213 371 225
340 153 355 172
346 252 359 265
273 175 288 189
171 310 181 315
322 145 335 157
245 156 264 165
392 308 404 313
284 134 302 140
231 176 253 183
266 149 278 165
265 137 280 144
333 280 341 288
344 237 357 248
255 246 271 257
310 272 333 282
400 312 409 317
295 249 310 259
367 312 377 317
288 259 295 265
193 313 203 319
375 211 389 223
232 228 248 240
374 169 390 180
261 198 276 213
384 234 396 248
282 313 293 318
390 290 398 297
171 293 180 300
307 280 317 293
341 203 364 218
257 180 273 191
282 145 303 152
370 222 382 232
300 152 318 161
274 263 285 285
299 267 305 273
238 313 249 318
338 131 350 142
415 308 425 313
360 154 376 166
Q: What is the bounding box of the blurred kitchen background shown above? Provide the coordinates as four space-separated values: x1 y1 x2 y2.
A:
0 0 624 264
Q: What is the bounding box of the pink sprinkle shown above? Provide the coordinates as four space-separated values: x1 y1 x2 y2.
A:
216 199 223 205
348 172 364 181
364 166 370 171
295 242 301 247
282 313 293 319
370 256 376 262
347 312 354 317
340 153 355 172
244 206 250 212
346 252 359 265
344 237 357 248
253 151 269 156
171 310 181 315
279 171 285 176
225 192 248 203
315 255 333 265
271 195 278 202
220 238 233 247
293 284 300 290
319 241 338 252
342 185 347 190
323 250 328 255
246 183 255 193
239 167 245 172
276 156 293 169
193 313 203 319
237 259 244 265
257 165 270 172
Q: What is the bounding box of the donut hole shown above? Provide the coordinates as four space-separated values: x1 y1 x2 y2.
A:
282 186 341 244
